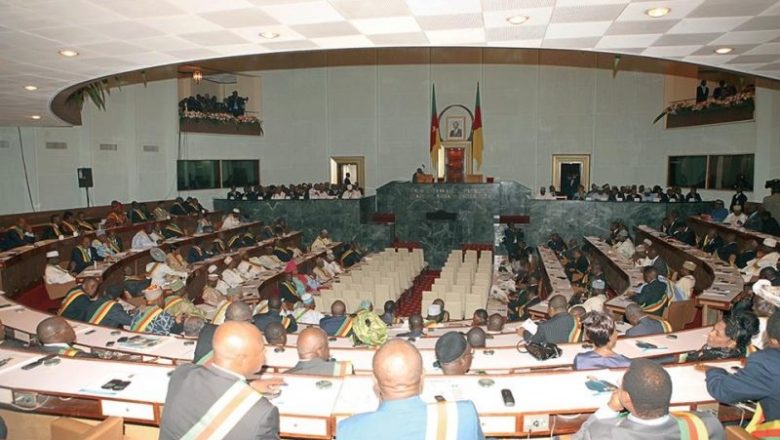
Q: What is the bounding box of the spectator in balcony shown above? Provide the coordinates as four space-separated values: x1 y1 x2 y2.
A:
723 204 747 227
714 80 728 100
685 186 702 202
731 185 748 210
710 199 729 223
696 80 709 102
536 186 555 200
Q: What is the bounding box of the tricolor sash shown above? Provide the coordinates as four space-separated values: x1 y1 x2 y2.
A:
340 250 355 265
50 224 62 237
671 412 710 440
164 296 185 312
88 300 117 325
10 226 24 240
568 315 582 343
77 220 95 231
643 291 669 315
425 401 459 440
227 235 241 248
58 347 81 357
131 306 164 332
332 361 352 377
212 301 231 324
281 316 292 330
147 262 161 277
282 282 301 302
166 223 184 237
77 246 92 264
133 209 147 221
293 308 308 322
180 380 262 440
335 317 353 337
646 315 673 333
197 350 214 366
107 237 121 253
58 288 88 315
61 221 78 234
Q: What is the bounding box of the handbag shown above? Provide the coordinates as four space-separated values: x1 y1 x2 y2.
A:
525 342 562 361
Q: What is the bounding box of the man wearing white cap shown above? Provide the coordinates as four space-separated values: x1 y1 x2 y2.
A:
130 285 183 335
311 229 332 253
289 293 324 325
674 261 697 301
92 230 119 258
613 233 635 260
199 270 223 311
425 303 444 325
146 247 188 286
250 246 283 270
218 256 247 295
44 250 75 285
583 279 608 313
723 204 747 227
324 252 343 277
132 223 158 250
341 184 361 199
741 238 780 282
219 209 241 231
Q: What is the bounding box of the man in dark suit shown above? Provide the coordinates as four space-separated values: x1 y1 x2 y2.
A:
319 300 353 337
194 302 253 364
521 295 577 344
624 303 668 337
4 217 36 249
574 359 724 439
84 285 133 328
35 317 95 358
69 235 103 274
705 310 780 427
286 327 351 376
629 266 669 316
253 296 297 334
160 321 281 440
696 80 709 102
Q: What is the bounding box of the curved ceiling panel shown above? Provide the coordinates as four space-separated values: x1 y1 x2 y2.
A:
2 0 780 126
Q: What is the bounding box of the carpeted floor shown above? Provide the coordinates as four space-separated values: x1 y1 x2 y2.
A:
15 283 61 314
395 270 439 317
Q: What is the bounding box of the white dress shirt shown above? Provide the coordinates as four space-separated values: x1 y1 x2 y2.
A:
220 214 241 231
131 230 156 250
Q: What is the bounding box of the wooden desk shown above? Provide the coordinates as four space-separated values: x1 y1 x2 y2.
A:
635 225 744 325
688 215 776 248
586 236 645 317
530 246 576 319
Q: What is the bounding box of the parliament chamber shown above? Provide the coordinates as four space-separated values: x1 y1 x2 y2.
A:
1 1 780 439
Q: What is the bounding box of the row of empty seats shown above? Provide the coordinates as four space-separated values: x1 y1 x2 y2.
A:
319 248 425 313
423 249 492 320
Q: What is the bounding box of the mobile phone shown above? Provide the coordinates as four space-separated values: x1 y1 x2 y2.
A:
22 354 57 370
184 340 195 345
666 334 678 340
434 395 446 402
582 343 594 349
483 349 495 355
105 341 115 347
112 380 131 391
117 337 128 343
102 379 122 390
501 389 515 407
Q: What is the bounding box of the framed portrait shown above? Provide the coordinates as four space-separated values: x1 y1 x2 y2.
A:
445 116 466 141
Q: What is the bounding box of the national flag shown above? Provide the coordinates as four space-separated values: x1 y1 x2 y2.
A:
471 82 484 170
430 84 441 168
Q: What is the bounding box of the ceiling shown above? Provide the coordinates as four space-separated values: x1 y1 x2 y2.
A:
2 0 780 126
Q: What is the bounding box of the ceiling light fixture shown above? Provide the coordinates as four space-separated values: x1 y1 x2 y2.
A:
645 7 671 18
30 115 41 120
58 49 79 57
714 47 733 54
192 70 203 84
506 15 529 25
259 31 280 39
24 85 38 91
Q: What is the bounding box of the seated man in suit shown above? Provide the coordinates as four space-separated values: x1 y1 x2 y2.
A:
645 247 668 278
704 310 780 433
160 321 281 440
194 302 253 365
263 322 287 347
435 331 473 376
128 201 148 223
624 303 668 337
76 211 95 232
69 235 103 274
58 277 99 322
699 228 723 254
60 211 79 235
397 314 425 339
4 217 36 249
466 326 487 348
379 300 398 326
628 266 669 316
487 313 505 334
35 316 94 358
521 295 577 344
573 359 724 439
42 214 64 239
104 200 128 228
130 285 184 335
85 284 134 328
319 300 352 337
253 296 298 334
286 327 352 376
338 339 484 440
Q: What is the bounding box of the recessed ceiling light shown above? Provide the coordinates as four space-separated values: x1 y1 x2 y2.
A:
30 115 41 120
645 7 671 18
58 49 79 57
506 15 529 25
24 85 38 91
714 47 733 54
259 31 280 39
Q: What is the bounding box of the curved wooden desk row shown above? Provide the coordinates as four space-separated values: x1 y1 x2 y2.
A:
688 216 776 248
0 347 739 438
0 211 225 295
635 225 744 325
528 246 576 319
585 236 644 300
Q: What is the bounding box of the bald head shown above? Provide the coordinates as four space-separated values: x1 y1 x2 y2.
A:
373 339 423 401
212 321 266 378
36 316 76 345
625 303 644 325
331 300 346 316
225 301 253 322
264 322 287 346
548 295 568 315
466 327 487 348
408 314 424 332
297 327 330 361
487 313 505 332
82 278 99 296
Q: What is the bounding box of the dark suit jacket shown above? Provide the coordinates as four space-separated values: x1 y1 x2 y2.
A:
574 410 724 439
633 280 668 316
84 297 133 328
523 312 576 344
285 358 341 376
320 315 352 337
706 348 780 422
625 316 666 337
159 364 279 440
253 311 298 333
70 246 102 274
194 323 217 362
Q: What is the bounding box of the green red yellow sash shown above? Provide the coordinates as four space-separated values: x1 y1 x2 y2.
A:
332 361 352 377
227 235 241 248
164 296 184 312
166 223 184 237
61 221 77 234
131 306 163 332
335 317 353 337
180 379 262 440
133 209 147 221
646 315 673 333
58 288 87 315
671 412 709 440
643 291 669 315
88 300 117 325
212 301 230 323
77 220 95 231
58 347 81 357
50 224 62 237
568 315 582 343
77 246 92 264
197 350 214 365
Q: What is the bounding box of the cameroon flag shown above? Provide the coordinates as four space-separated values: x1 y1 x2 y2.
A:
430 84 441 168
472 82 484 170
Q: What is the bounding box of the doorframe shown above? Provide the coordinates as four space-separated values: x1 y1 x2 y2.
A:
551 154 591 191
330 156 365 189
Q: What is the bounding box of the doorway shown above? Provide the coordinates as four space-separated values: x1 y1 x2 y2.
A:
330 156 365 189
552 154 590 199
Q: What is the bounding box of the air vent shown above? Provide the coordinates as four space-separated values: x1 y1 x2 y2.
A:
0 140 9 149
45 142 67 150
143 145 159 152
99 143 117 151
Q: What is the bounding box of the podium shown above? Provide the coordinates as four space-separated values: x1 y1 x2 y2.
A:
442 141 472 183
